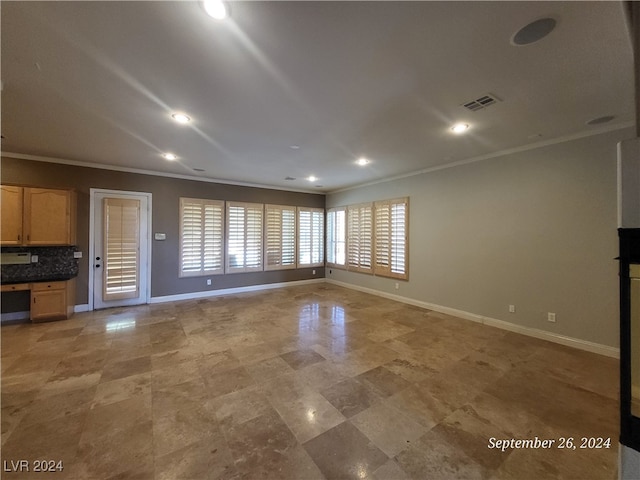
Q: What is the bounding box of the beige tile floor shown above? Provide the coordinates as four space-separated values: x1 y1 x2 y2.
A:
0 283 619 479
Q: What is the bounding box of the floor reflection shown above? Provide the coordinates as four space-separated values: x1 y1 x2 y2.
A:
298 302 320 332
105 317 136 332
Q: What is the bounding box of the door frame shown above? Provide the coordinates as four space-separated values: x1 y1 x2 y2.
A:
88 188 152 311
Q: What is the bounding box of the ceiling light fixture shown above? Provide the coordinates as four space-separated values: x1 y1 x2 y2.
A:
451 123 469 134
356 157 370 166
162 153 178 161
203 0 228 20
307 175 318 182
171 113 191 124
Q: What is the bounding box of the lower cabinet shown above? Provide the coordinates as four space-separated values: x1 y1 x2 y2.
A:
30 280 75 322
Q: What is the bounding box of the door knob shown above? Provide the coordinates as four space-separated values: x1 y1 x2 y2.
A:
96 256 101 260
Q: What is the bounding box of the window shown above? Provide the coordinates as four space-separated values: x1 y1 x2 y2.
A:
327 207 346 267
298 207 324 267
179 198 224 277
226 202 263 273
374 198 408 279
104 197 140 298
265 204 296 270
347 203 373 273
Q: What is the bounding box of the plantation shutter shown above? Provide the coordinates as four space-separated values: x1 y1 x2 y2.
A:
347 203 372 273
334 208 346 266
298 207 324 267
226 202 263 273
374 198 408 279
391 200 408 277
374 202 391 275
103 198 139 300
327 210 336 265
265 204 296 270
179 198 224 277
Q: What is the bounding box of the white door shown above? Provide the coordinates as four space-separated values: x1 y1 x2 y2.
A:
91 190 150 309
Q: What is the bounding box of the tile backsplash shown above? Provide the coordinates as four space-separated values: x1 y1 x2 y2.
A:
1 246 79 283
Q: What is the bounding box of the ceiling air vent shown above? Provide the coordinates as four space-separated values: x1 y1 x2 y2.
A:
461 94 501 112
284 176 296 181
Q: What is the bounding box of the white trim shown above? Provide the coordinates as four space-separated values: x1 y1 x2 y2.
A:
329 122 634 194
89 188 152 311
325 279 620 359
1 152 320 194
149 278 324 304
1 311 30 322
74 304 90 313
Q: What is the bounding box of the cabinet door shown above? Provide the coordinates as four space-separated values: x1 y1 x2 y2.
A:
24 188 71 245
31 288 67 322
1 186 23 245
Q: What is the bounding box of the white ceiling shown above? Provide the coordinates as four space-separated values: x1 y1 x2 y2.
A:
1 1 634 192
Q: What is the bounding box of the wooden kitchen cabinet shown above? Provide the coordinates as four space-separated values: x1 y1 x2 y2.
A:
1 185 24 245
30 280 75 322
0 186 76 246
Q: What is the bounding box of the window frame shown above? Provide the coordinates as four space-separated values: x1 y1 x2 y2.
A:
179 197 225 278
264 204 297 271
327 206 347 268
374 197 409 280
226 201 264 274
346 203 373 274
297 207 325 268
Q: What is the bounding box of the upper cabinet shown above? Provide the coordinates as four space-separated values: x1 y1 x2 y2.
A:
1 186 24 245
1 186 77 246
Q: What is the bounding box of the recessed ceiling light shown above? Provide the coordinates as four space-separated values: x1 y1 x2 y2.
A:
512 18 556 46
202 0 228 20
356 157 370 166
162 153 178 161
586 115 615 126
307 175 318 182
171 113 191 124
451 123 470 134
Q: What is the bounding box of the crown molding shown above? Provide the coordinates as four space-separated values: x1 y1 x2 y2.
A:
0 151 323 195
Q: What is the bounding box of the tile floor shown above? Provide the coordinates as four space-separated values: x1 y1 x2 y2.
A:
1 283 619 479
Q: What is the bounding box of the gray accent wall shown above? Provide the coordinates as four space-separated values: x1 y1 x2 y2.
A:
327 128 635 348
1 157 325 307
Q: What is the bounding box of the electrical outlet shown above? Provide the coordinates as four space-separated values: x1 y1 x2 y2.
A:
395 282 399 290
509 305 516 313
312 269 316 275
547 312 556 323
206 279 212 286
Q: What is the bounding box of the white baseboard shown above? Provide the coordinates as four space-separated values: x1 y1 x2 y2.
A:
325 279 620 359
0 311 30 322
74 304 90 313
149 278 325 304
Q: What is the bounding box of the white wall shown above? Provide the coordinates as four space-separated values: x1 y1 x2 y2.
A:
327 128 635 350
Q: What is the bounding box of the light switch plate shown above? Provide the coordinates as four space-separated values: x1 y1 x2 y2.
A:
154 233 167 241
73 251 83 259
